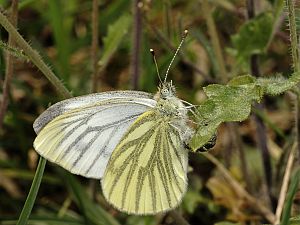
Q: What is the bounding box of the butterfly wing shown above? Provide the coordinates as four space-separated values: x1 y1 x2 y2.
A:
33 91 156 179
101 110 188 215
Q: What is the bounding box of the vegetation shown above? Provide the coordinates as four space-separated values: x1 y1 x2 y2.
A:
1 0 300 224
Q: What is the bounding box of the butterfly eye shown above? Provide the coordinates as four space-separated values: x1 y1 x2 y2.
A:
160 88 169 97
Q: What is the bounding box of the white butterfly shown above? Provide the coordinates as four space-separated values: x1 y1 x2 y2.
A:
33 30 196 214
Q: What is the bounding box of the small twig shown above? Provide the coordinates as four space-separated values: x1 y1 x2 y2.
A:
201 0 228 83
203 153 276 224
0 11 71 98
89 0 100 200
0 0 18 130
274 142 297 224
131 0 142 90
0 40 28 60
91 0 99 92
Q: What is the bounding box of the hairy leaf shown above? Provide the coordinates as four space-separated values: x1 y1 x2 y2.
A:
189 72 300 151
231 12 274 64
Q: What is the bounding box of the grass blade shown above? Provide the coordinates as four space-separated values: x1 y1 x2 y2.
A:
281 168 300 225
16 157 47 225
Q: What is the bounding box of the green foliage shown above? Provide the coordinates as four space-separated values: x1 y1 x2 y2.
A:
98 14 131 70
189 72 300 151
47 0 75 81
281 168 300 225
230 12 274 65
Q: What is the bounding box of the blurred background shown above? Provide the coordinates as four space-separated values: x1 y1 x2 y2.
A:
0 0 299 224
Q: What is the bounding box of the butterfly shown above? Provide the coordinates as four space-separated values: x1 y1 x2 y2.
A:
33 30 198 215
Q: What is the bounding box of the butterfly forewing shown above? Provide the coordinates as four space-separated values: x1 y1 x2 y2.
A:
101 110 188 215
33 91 156 179
33 91 155 133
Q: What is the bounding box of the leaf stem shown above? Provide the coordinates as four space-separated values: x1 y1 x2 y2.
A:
0 10 72 99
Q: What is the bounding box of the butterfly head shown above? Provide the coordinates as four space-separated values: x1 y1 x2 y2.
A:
159 81 176 99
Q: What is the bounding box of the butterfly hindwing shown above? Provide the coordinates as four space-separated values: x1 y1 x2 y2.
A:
101 110 188 215
33 91 156 179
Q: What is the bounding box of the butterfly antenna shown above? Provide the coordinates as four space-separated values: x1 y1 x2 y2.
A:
164 29 188 83
150 49 163 84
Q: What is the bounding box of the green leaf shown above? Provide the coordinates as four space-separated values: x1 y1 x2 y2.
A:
48 0 73 81
231 12 274 64
281 168 300 225
98 14 131 69
189 75 263 150
189 71 300 151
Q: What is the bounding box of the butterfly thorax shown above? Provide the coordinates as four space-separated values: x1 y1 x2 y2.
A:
153 82 193 142
154 82 187 118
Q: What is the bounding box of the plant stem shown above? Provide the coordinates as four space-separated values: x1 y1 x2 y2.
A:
0 8 73 225
274 0 300 223
131 0 142 90
0 0 18 130
16 157 47 225
286 0 299 71
91 0 99 92
0 11 72 99
274 142 297 224
201 0 227 83
286 0 300 164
